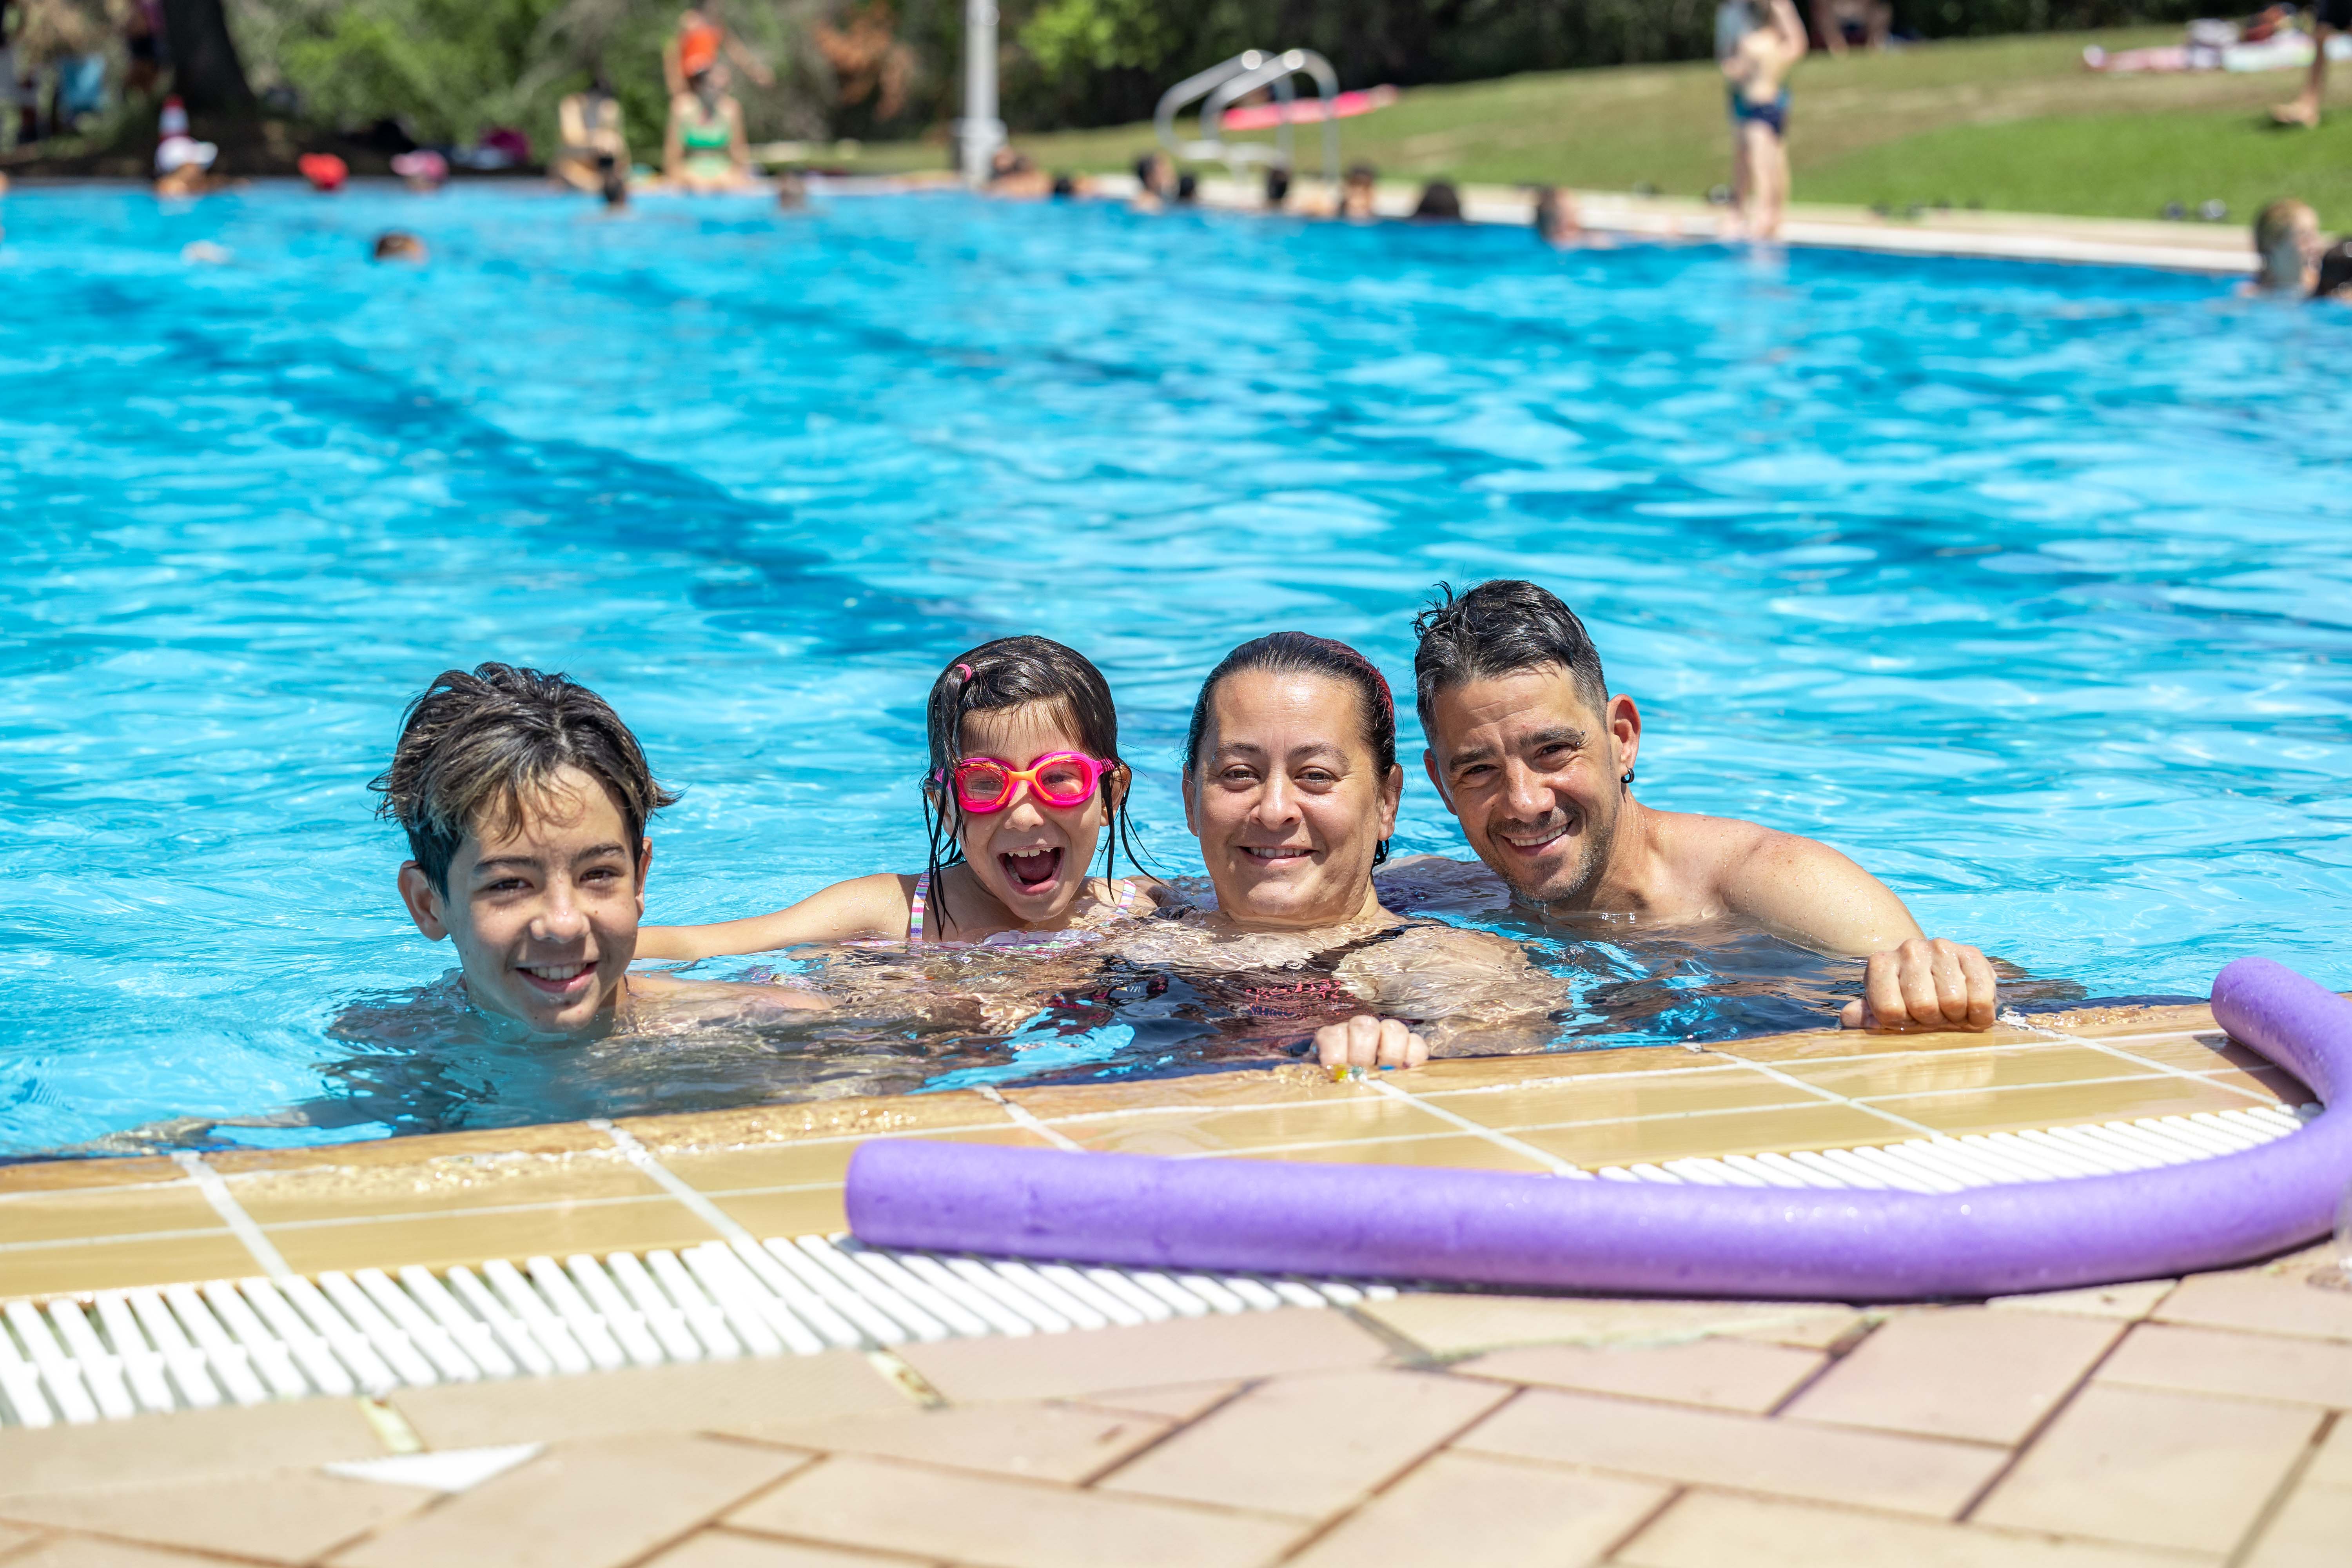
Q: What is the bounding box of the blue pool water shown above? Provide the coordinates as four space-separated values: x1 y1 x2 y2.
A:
4 183 2350 1157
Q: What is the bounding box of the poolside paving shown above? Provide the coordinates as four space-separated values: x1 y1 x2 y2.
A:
0 999 2342 1562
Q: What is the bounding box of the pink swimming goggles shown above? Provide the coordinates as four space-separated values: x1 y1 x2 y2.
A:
937 752 1116 813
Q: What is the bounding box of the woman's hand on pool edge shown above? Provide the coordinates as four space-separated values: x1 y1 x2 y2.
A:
1316 1014 1429 1071
1840 937 1998 1033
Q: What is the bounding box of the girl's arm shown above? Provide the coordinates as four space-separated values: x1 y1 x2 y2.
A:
662 98 686 180
1769 0 1810 61
637 872 916 961
724 31 776 87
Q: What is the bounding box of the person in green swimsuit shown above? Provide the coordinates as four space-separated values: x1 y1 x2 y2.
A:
664 63 752 192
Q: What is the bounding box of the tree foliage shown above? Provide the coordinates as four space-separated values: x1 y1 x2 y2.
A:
227 0 843 150
216 0 2211 147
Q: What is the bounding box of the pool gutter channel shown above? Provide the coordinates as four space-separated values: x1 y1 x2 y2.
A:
0 1100 2314 1431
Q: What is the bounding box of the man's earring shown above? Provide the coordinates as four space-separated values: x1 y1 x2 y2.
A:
1621 769 1635 786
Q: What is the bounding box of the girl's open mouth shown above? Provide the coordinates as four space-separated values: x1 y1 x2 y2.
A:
1001 847 1063 895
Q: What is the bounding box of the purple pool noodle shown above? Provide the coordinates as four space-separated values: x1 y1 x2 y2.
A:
847 958 2352 1300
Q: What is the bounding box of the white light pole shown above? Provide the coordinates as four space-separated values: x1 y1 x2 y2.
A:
958 0 1004 185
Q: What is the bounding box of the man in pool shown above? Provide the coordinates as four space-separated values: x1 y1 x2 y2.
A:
373 662 823 1035
1414 580 2000 1033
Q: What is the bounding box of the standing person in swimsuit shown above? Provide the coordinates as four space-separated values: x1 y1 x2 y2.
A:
665 64 753 193
554 73 632 194
2273 0 2348 128
1114 633 1565 1073
664 5 773 100
1721 0 1806 241
638 637 1165 960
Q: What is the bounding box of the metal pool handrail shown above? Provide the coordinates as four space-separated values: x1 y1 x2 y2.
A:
1154 49 1341 187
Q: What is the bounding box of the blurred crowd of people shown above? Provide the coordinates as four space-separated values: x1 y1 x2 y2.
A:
2 0 2334 305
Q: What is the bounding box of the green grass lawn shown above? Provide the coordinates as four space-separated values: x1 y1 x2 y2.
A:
863 27 2352 227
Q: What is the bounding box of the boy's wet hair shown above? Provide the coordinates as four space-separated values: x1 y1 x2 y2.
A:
371 663 677 895
921 636 1143 934
1184 632 1397 866
1412 579 1609 731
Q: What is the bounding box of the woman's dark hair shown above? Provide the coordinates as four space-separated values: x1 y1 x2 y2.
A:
1183 632 1398 866
1412 579 1608 734
920 636 1143 935
370 663 677 895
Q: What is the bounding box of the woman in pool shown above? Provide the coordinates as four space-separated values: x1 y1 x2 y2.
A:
639 637 1164 960
1113 632 1564 1072
664 64 753 194
1720 0 1806 241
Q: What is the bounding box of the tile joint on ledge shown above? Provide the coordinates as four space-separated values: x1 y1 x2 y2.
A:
590 1119 752 1242
172 1149 295 1279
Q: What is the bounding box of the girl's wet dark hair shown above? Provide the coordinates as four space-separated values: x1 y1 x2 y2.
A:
1183 632 1399 866
921 635 1144 935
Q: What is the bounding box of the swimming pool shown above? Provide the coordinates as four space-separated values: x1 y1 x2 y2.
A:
3 183 2348 1158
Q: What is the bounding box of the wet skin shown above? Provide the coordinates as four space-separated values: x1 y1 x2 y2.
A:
396 765 650 1034
1183 669 1427 1067
1423 664 1998 1032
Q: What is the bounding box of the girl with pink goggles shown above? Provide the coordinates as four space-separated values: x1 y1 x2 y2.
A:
637 637 1162 958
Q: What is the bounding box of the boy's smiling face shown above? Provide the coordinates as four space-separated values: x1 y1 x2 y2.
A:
396 764 649 1033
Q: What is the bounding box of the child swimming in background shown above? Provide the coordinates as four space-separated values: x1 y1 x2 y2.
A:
639 636 1167 959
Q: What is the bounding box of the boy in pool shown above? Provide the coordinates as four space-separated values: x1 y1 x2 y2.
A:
374 662 824 1035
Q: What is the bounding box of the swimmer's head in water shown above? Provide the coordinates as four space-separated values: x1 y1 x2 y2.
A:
1412 180 1461 221
372 230 427 262
1414 580 1637 907
372 664 679 1032
1181 632 1403 928
920 637 1141 935
2253 198 2321 292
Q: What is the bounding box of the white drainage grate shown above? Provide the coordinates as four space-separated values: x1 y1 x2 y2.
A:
0 1102 2315 1429
0 1237 1397 1429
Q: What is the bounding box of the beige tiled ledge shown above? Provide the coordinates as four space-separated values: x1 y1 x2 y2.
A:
0 1000 2305 1306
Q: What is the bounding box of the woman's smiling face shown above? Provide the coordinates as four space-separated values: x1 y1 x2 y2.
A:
953 701 1118 926
1183 670 1401 931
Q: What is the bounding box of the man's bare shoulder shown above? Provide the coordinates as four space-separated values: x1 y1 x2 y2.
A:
1647 807 1916 954
1644 807 1783 878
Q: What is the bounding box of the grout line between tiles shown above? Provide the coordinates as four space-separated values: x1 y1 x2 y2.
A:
1702 1056 1953 1143
1361 1078 1581 1175
170 1151 294 1280
2040 1036 2287 1107
1851 1067 2275 1112
2225 1410 2339 1568
1954 1312 2140 1525
975 1086 1085 1151
252 1188 713 1233
592 1120 753 1243
0 1223 244 1254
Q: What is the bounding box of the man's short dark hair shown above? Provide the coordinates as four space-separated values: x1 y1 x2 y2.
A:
1412 580 1609 735
369 663 677 894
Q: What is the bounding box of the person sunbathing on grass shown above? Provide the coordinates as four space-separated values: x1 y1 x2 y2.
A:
1411 579 2002 1034
368 662 825 1041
